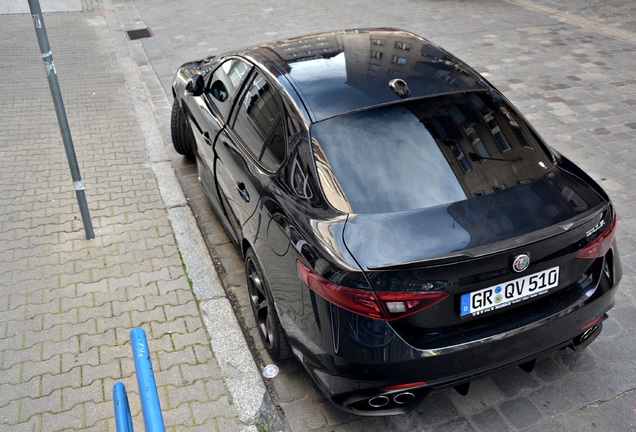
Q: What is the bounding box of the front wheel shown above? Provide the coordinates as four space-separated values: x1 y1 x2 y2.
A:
170 99 196 159
245 249 290 360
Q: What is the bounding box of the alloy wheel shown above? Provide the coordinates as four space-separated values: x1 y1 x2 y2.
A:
246 255 275 351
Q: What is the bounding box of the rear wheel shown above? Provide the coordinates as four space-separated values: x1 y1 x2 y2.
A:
170 99 196 159
245 249 290 360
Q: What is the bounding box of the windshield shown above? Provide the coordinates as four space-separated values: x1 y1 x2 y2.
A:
311 91 554 214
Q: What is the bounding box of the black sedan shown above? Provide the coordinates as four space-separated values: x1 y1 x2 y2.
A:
170 28 622 415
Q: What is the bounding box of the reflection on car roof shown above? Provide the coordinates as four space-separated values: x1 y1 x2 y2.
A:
255 28 490 122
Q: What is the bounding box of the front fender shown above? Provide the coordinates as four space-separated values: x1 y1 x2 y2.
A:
171 55 219 102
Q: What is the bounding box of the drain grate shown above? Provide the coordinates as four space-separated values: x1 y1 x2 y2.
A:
126 28 152 40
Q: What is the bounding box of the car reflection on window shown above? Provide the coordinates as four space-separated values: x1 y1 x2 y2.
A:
291 155 314 200
311 91 554 214
211 80 228 102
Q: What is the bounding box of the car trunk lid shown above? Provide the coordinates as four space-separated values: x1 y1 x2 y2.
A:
342 167 612 347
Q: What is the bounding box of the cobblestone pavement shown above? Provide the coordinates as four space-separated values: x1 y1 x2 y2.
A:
1 0 635 432
0 2 272 431
125 0 636 431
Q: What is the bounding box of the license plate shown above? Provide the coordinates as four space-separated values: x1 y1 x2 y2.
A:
460 267 559 317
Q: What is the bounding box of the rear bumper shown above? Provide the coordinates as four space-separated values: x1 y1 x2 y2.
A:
337 320 604 415
290 251 620 415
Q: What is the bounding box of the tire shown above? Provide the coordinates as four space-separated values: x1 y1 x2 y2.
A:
170 99 196 160
245 249 291 360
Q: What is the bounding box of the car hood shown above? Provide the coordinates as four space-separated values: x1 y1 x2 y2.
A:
343 166 607 270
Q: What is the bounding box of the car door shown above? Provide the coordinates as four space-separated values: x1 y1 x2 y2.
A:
185 57 253 238
214 70 288 243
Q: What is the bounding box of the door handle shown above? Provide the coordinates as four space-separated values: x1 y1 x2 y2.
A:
236 182 250 203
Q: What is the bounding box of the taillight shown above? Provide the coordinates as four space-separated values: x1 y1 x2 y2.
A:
384 381 428 391
581 315 603 331
577 215 617 259
296 261 448 321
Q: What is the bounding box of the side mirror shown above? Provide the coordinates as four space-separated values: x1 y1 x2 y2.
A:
185 74 205 96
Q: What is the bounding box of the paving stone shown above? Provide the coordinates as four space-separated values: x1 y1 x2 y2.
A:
448 378 505 416
499 397 542 429
522 419 570 432
82 360 121 387
61 346 99 374
181 358 222 382
2 344 43 370
62 378 103 411
2 317 42 340
161 403 195 427
282 398 328 431
0 400 20 429
434 417 476 432
153 364 186 387
78 328 117 353
0 376 41 406
20 389 63 423
270 367 316 404
331 417 393 432
83 400 118 429
379 413 424 431
40 403 85 431
213 416 245 432
598 385 636 431
191 345 219 370
555 348 602 372
170 327 210 351
96 314 133 335
608 305 636 331
189 397 237 425
157 347 198 371
529 383 578 416
532 357 568 384
491 367 541 398
415 392 460 425
165 380 209 406
471 408 510 432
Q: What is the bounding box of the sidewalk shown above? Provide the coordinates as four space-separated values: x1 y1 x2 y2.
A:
0 2 281 431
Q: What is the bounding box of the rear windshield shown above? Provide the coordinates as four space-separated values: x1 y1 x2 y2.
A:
311 91 554 214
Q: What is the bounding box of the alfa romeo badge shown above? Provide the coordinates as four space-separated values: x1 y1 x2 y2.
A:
512 254 530 273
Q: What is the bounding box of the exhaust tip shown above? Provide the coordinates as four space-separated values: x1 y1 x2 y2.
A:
393 392 416 405
579 325 598 342
368 395 390 408
571 322 603 352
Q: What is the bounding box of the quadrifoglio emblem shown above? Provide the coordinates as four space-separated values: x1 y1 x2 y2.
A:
512 254 530 273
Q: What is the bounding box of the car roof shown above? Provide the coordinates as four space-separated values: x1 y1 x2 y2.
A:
249 28 490 123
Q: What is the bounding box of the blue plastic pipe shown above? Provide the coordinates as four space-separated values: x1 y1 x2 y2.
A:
113 382 133 432
130 327 166 432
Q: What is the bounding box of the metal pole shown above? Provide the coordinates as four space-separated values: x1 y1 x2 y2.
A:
130 328 166 432
28 0 95 240
113 382 134 432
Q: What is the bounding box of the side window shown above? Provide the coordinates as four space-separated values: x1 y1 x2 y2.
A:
260 118 286 171
233 72 287 171
290 152 314 200
206 58 251 121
